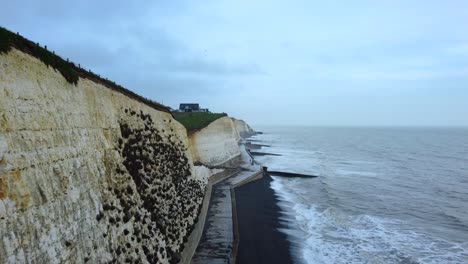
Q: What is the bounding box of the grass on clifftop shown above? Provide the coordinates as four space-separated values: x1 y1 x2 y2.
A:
173 112 227 132
0 26 170 114
0 27 79 85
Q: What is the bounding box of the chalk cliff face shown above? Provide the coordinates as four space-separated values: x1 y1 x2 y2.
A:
0 49 233 264
232 118 254 139
187 117 254 168
188 117 243 167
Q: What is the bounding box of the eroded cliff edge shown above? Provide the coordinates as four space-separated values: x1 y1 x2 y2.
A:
189 116 253 168
0 48 253 264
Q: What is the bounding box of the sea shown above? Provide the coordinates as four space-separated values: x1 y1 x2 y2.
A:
251 126 468 264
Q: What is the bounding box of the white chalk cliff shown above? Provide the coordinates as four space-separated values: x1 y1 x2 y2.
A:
0 48 253 264
188 117 254 168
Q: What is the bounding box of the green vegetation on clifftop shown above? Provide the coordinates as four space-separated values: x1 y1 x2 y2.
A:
0 26 170 114
173 112 227 132
0 27 79 84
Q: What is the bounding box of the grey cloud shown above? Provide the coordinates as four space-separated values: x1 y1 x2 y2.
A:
158 57 263 76
3 0 263 77
124 26 263 76
1 0 468 126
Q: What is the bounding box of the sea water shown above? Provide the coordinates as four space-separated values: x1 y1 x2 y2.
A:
252 127 468 264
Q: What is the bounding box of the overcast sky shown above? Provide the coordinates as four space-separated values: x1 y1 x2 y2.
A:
2 0 468 127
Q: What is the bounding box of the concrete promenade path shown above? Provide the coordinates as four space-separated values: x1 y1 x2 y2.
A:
191 145 261 264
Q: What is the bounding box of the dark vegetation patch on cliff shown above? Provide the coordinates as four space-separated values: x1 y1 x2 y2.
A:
99 108 204 264
0 26 170 114
173 112 227 132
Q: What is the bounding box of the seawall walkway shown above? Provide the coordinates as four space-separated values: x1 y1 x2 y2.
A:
191 145 262 264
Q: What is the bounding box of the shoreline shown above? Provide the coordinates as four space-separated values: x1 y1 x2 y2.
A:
190 135 295 264
234 175 294 264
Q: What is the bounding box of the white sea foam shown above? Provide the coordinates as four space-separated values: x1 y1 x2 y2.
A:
335 169 377 177
255 127 468 263
271 176 468 264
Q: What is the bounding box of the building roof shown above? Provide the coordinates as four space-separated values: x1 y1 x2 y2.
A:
179 103 200 109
